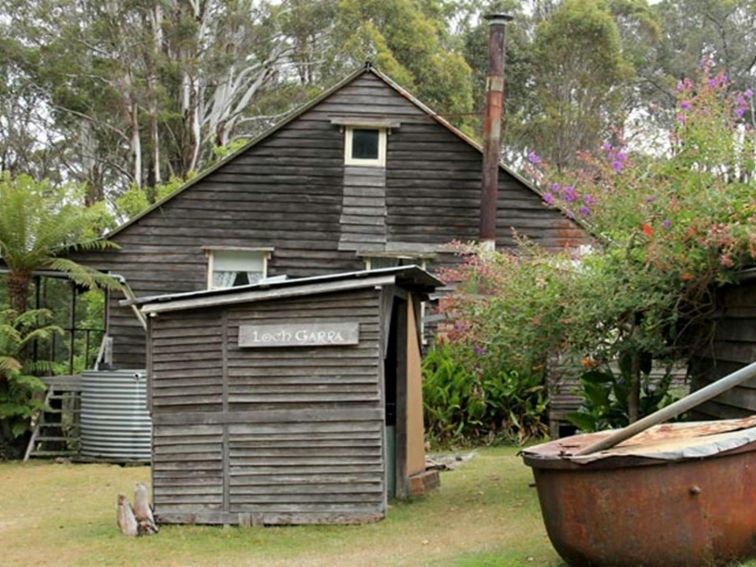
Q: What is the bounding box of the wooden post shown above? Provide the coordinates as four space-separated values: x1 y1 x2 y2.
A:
116 494 138 537
134 483 158 535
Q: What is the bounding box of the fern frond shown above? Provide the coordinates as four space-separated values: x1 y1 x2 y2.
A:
44 258 123 291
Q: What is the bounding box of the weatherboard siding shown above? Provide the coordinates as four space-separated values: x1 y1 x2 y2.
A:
690 275 756 419
81 70 583 368
148 288 386 525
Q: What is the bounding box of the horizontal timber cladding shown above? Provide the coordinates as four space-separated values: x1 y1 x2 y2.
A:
152 424 225 514
149 309 224 412
78 70 585 368
689 275 756 420
148 287 387 525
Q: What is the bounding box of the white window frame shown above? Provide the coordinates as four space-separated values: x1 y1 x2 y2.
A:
344 126 387 167
204 247 272 290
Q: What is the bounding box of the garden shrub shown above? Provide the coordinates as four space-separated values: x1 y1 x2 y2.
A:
566 353 680 432
0 309 61 458
422 343 548 447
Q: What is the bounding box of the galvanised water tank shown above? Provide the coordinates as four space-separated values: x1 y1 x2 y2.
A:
80 369 151 462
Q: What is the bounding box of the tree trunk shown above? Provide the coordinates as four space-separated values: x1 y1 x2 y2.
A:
5 271 32 315
147 109 160 199
130 102 142 188
147 0 162 198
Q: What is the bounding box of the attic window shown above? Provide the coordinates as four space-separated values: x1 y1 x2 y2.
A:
345 127 386 167
204 247 272 289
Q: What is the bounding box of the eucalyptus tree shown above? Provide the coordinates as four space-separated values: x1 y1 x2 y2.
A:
638 0 756 126
459 0 660 165
0 0 292 202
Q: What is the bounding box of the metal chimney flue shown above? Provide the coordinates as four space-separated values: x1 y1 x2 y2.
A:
479 13 513 250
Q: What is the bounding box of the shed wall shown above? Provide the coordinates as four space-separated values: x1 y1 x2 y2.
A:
690 276 756 419
80 70 584 368
148 287 387 525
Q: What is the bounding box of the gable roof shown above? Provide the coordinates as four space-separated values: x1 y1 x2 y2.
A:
104 63 558 241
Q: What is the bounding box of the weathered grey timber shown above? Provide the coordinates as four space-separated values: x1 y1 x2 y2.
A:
142 267 440 525
689 269 756 419
339 166 387 251
74 64 587 369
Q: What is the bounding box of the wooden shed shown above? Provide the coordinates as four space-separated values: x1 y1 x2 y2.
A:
689 268 756 419
131 266 441 525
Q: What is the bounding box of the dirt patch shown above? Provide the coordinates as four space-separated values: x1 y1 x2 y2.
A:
0 520 17 532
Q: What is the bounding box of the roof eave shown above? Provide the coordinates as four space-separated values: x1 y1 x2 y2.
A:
132 265 442 314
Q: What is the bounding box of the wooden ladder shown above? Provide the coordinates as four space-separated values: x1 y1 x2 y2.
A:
24 375 82 461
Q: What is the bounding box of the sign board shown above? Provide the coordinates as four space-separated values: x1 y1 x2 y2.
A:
239 322 360 348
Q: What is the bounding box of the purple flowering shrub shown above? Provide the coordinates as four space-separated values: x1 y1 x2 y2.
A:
439 65 755 428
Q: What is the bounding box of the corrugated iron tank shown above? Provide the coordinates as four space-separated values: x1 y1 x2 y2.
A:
80 369 152 462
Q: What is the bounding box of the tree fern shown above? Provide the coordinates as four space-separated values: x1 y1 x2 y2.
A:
0 173 121 313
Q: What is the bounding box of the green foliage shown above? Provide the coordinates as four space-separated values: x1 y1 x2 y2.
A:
566 359 678 431
213 138 250 161
640 0 756 127
422 344 548 447
442 67 755 429
0 308 59 445
113 176 190 221
524 0 633 169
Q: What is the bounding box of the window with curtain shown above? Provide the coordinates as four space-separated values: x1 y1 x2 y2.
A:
208 249 267 289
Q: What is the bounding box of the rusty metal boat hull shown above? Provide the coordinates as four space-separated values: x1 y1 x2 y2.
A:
522 419 756 567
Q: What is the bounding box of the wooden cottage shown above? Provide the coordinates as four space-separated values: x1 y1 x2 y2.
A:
37 62 590 468
131 266 440 525
77 63 586 369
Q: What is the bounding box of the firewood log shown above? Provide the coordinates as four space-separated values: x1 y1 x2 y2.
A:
116 494 138 537
134 483 158 535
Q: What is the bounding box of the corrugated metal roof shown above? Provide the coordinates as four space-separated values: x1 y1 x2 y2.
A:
130 265 442 314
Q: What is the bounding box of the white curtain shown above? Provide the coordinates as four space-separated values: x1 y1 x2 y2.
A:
213 270 237 288
247 271 263 284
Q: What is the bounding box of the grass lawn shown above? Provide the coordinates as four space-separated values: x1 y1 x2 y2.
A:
1 447 558 566
1 447 754 567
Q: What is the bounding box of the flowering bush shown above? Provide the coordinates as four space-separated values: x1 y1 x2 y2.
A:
440 64 755 427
